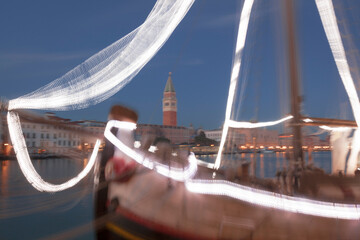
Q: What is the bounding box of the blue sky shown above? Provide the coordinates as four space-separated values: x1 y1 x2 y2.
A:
0 0 358 130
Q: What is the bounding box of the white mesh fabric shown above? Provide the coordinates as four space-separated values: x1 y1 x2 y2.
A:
8 0 194 111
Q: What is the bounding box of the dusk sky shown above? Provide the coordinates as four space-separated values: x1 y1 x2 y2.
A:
0 0 359 130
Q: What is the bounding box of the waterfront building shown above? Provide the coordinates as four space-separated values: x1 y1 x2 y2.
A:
19 112 83 155
0 111 108 157
163 72 177 126
203 129 223 142
279 132 330 150
76 120 106 149
136 124 195 145
0 113 7 155
204 128 278 149
203 129 246 147
303 135 321 148
239 128 279 148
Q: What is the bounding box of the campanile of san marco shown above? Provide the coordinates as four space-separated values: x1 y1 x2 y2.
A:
162 72 177 126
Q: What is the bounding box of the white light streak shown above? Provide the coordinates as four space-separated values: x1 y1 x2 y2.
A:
347 129 360 174
185 179 360 220
8 0 194 112
148 146 158 153
7 0 360 220
303 118 313 123
215 0 255 169
104 120 197 181
7 111 100 192
134 141 141 148
227 115 293 129
315 0 360 127
320 125 354 132
6 0 195 192
106 120 360 220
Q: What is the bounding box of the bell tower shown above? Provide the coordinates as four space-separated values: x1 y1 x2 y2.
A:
163 72 177 126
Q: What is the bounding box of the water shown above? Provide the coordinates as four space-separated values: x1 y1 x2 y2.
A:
0 151 331 239
0 158 95 240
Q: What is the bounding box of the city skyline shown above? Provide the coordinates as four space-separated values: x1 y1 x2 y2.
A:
1 0 359 130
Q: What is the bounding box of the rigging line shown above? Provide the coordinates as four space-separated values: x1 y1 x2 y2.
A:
215 0 255 169
227 115 293 129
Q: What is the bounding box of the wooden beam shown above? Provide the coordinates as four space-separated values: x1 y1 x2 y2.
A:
299 117 357 128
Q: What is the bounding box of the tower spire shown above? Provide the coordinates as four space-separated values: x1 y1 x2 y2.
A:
163 72 177 126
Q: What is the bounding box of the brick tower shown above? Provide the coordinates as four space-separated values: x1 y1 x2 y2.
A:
163 72 177 126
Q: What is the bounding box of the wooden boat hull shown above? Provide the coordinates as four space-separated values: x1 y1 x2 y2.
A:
95 166 360 240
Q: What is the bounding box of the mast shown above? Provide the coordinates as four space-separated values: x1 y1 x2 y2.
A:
284 0 304 169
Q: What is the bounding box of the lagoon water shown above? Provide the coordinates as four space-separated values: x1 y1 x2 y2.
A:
0 158 95 240
0 151 331 239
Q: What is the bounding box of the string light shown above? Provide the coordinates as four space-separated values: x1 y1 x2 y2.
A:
105 120 360 220
104 120 197 181
215 0 255 169
185 179 360 220
7 111 100 192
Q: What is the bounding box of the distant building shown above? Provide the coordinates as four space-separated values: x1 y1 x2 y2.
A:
278 133 292 147
136 73 195 144
76 120 106 148
19 112 84 155
0 113 8 155
203 129 223 142
204 129 246 149
136 124 195 145
204 128 278 149
303 135 321 147
163 72 177 126
0 112 107 156
239 128 279 147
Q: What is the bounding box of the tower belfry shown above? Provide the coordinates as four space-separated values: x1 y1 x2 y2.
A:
163 72 177 126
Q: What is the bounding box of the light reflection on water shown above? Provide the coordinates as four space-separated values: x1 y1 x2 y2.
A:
0 152 331 239
0 158 95 240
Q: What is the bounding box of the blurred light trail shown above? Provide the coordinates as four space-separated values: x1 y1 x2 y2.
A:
315 0 360 126
185 179 360 220
8 0 194 112
215 0 255 170
228 115 293 128
5 0 195 192
320 125 355 131
7 111 100 192
104 120 197 181
107 121 360 220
